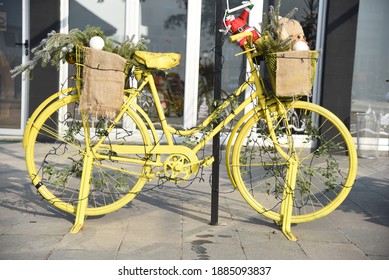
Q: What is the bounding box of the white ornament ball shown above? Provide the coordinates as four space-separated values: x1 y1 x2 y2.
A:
89 36 105 50
293 41 309 51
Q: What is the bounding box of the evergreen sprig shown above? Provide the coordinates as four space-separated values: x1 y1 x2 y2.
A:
255 0 298 55
11 25 149 78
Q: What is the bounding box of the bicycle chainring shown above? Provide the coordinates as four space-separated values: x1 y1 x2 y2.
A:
164 154 198 181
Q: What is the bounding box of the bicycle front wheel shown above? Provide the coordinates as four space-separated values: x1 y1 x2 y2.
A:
25 92 153 216
231 100 357 224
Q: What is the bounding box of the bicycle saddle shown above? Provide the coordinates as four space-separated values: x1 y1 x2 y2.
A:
134 51 181 70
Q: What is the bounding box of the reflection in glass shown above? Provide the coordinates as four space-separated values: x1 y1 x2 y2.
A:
198 0 254 125
0 0 22 129
69 0 125 41
351 0 389 143
196 0 250 123
140 0 187 124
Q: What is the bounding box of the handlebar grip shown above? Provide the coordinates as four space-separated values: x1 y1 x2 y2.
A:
229 32 252 43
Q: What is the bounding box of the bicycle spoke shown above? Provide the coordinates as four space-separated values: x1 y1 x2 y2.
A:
25 94 152 217
231 101 357 224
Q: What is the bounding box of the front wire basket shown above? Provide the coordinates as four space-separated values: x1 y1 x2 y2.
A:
264 50 319 97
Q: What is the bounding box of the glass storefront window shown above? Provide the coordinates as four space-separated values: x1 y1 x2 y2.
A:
351 0 389 145
140 0 187 124
199 0 245 116
69 0 126 41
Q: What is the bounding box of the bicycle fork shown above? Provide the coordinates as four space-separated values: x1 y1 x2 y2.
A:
263 102 299 241
280 159 298 241
70 113 94 233
70 149 93 233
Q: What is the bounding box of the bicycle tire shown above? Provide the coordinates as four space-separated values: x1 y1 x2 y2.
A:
231 100 357 224
25 92 153 216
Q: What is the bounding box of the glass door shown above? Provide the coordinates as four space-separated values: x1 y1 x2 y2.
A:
0 0 29 136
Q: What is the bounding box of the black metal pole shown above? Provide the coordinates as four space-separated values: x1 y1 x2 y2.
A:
210 0 224 225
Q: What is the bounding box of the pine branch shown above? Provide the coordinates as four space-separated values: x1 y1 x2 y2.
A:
255 0 298 55
10 26 149 78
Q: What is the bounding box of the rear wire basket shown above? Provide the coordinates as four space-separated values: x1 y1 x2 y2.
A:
74 46 132 89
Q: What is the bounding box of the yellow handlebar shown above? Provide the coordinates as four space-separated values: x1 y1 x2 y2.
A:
229 32 253 45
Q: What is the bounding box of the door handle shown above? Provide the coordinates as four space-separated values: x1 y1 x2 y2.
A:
15 40 29 55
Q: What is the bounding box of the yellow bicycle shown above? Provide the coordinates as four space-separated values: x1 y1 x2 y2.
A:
23 29 357 240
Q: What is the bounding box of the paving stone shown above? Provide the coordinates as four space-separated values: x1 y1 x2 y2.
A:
0 141 388 260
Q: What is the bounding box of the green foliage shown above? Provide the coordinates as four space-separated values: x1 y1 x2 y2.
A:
42 160 83 190
115 35 149 62
301 0 319 49
11 25 149 78
255 0 297 55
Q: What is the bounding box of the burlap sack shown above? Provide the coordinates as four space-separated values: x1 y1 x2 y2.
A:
275 51 312 97
79 48 127 118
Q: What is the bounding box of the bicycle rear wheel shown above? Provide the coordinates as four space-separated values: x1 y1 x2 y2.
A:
25 92 153 216
231 100 357 224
